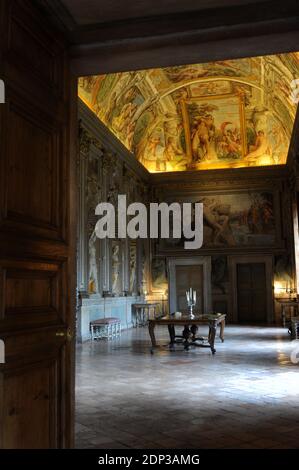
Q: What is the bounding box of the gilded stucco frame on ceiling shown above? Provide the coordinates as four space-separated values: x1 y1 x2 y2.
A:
180 90 247 170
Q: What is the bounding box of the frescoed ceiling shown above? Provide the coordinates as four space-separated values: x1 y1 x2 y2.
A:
78 53 299 173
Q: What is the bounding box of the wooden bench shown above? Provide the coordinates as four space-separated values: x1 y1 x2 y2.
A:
90 317 121 341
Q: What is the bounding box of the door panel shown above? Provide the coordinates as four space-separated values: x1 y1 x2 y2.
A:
2 361 58 449
175 265 203 314
237 263 267 323
0 0 75 448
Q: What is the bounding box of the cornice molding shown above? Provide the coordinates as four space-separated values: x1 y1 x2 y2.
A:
150 165 289 188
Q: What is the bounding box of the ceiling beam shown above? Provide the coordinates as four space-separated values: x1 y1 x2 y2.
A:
68 1 299 45
35 0 299 76
70 22 299 75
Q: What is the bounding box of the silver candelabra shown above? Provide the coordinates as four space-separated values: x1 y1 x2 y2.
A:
186 287 196 318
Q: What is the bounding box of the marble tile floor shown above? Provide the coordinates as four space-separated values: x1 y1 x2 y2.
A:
75 325 299 449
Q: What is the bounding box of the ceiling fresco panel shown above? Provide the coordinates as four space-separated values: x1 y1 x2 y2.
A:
78 53 299 173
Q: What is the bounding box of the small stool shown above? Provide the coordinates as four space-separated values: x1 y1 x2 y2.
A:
90 317 121 341
291 316 299 340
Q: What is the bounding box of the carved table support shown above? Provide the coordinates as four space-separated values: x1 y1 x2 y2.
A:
220 318 225 343
190 324 198 341
148 321 157 349
182 325 192 350
168 324 176 349
208 320 217 355
148 314 226 355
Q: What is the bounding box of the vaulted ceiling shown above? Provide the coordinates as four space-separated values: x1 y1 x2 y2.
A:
79 53 299 173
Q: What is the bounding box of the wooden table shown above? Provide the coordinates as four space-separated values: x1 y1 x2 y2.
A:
132 303 159 327
291 316 299 339
148 313 226 355
276 298 298 328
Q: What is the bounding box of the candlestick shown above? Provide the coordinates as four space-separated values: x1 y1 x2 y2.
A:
186 287 196 317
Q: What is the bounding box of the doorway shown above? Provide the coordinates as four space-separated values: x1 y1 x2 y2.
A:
229 255 274 324
237 263 267 323
175 264 203 314
168 257 212 315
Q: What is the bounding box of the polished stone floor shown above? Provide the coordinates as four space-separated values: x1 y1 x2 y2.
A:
75 325 299 449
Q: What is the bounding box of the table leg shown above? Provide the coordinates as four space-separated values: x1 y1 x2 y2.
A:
220 319 225 343
148 321 157 348
139 308 142 326
133 307 137 328
137 308 140 327
208 321 217 354
138 308 143 327
282 305 286 328
144 307 149 325
168 324 176 349
190 324 198 341
183 325 191 350
291 305 298 322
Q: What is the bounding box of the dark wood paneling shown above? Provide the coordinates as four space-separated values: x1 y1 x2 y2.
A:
2 361 58 449
0 259 62 324
237 262 267 323
9 1 65 94
10 18 56 83
6 104 57 227
0 0 75 449
6 272 53 311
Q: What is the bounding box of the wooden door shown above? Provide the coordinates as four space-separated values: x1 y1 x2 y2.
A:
237 263 267 323
175 265 203 314
0 1 76 448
